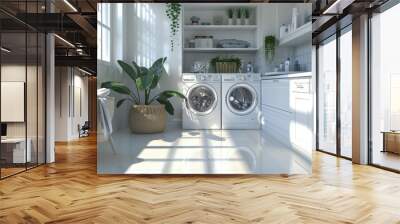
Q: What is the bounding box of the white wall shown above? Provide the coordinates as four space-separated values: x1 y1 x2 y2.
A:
98 3 182 131
256 4 312 73
55 67 89 141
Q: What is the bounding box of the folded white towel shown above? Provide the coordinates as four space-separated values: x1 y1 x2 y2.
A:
97 89 114 140
97 88 111 98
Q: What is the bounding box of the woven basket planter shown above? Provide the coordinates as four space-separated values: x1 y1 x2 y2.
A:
129 104 166 134
215 62 239 73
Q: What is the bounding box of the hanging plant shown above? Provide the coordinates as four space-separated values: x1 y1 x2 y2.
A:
264 35 277 62
166 3 181 51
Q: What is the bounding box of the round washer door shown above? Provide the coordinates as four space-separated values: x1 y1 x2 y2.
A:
187 84 218 115
226 83 257 115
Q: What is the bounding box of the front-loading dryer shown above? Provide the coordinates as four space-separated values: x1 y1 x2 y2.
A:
222 73 261 129
182 73 221 129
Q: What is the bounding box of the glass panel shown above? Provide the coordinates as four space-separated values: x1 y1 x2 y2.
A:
371 4 400 171
0 0 46 179
188 86 215 113
318 36 337 154
228 87 254 112
27 31 38 169
1 30 28 177
38 33 45 165
340 28 352 158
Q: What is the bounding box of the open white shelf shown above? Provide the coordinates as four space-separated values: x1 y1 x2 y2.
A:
182 4 260 72
279 22 312 47
183 48 259 53
184 25 258 31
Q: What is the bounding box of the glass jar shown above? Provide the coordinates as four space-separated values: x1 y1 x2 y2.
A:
194 36 213 48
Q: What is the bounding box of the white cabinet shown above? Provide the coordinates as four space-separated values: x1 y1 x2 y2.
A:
261 76 313 155
262 79 290 112
1 138 32 163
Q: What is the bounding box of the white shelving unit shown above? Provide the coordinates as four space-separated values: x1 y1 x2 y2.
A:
279 22 312 47
182 4 260 73
183 47 259 53
184 25 258 31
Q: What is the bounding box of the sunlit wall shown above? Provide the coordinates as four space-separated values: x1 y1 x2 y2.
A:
97 3 182 131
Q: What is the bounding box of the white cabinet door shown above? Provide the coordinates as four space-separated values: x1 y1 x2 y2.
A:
262 77 313 153
261 79 290 112
289 78 313 153
292 93 313 154
261 105 292 144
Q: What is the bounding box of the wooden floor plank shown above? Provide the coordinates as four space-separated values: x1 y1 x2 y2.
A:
0 135 400 223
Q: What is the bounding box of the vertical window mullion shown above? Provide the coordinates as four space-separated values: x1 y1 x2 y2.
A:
336 28 341 157
0 23 2 179
316 45 320 151
25 0 28 171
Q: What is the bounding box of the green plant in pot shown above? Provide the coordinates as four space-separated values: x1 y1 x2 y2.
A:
235 8 242 25
264 35 277 62
210 56 241 73
242 8 250 25
227 8 234 25
101 57 186 134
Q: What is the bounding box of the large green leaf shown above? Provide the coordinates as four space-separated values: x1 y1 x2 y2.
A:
150 57 167 75
138 66 148 77
158 90 186 100
117 60 138 81
150 75 161 89
131 60 140 73
101 81 131 95
116 98 128 108
135 70 154 90
149 57 167 89
157 99 174 115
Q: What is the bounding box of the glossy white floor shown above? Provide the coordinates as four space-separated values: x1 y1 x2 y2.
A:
98 125 312 174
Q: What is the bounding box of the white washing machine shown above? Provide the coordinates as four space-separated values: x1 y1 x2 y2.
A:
222 73 261 129
182 73 221 129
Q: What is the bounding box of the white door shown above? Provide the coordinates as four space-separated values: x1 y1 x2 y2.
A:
226 84 257 115
187 84 218 115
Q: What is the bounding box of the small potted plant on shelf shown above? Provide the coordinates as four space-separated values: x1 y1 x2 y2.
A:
242 8 250 25
227 8 234 25
101 57 187 134
235 8 242 25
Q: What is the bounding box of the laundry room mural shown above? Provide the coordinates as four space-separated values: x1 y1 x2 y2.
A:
97 3 313 174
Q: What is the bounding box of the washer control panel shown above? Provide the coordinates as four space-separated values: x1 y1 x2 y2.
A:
235 73 260 82
182 73 221 82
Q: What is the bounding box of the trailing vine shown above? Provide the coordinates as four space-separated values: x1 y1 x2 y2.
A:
166 3 181 51
264 35 277 62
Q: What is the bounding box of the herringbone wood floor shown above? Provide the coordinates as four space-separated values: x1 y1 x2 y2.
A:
1 135 400 224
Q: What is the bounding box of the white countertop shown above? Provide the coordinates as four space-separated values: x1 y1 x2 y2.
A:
1 138 30 143
262 71 312 79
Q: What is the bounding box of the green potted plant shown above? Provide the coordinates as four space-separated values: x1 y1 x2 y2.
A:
264 35 277 62
242 8 250 25
235 8 242 25
227 8 234 25
210 56 241 73
101 57 186 134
